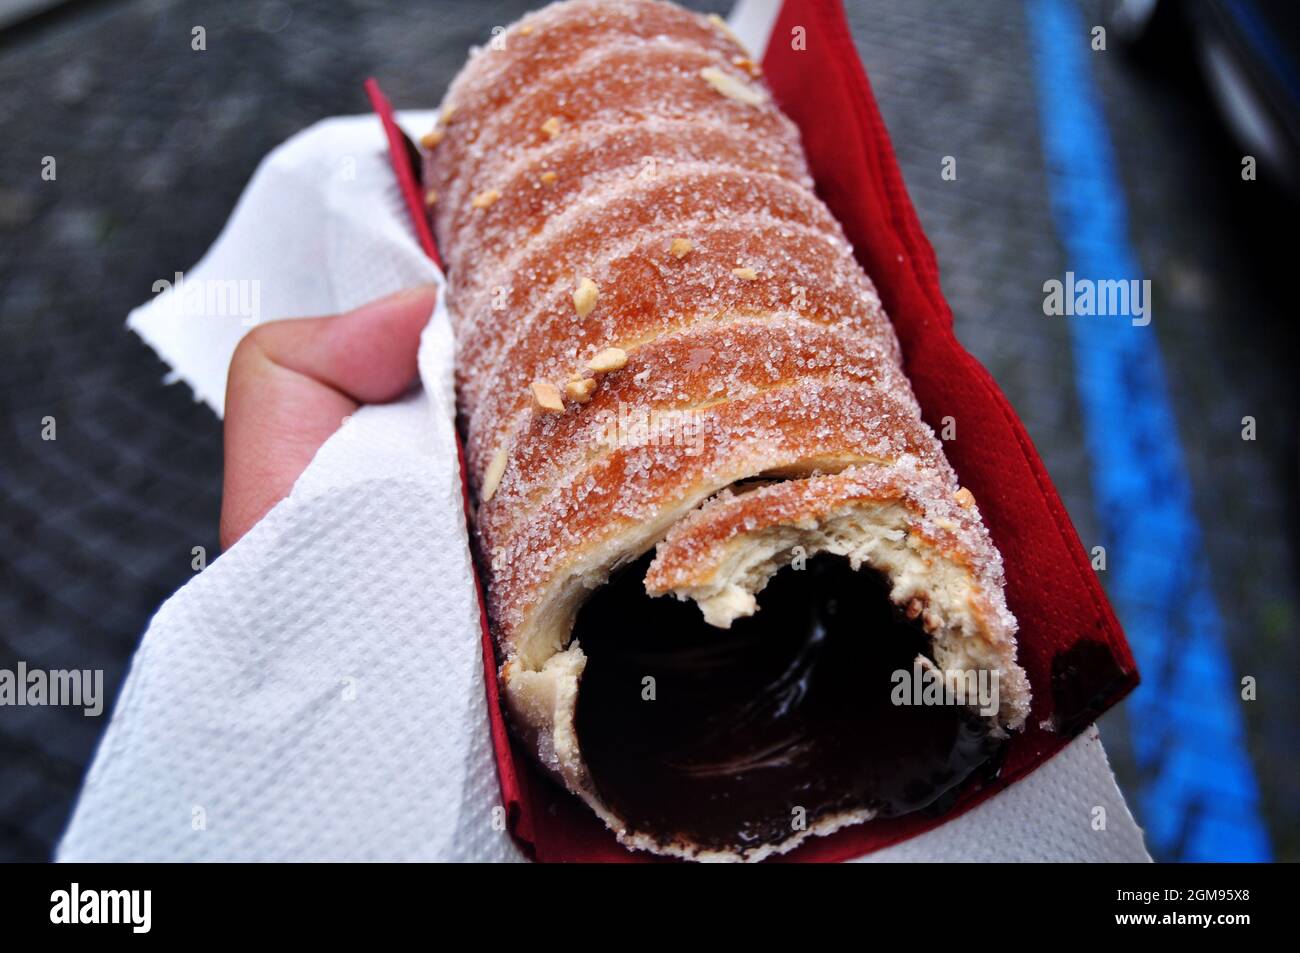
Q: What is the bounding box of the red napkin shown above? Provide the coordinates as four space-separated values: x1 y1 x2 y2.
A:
366 0 1138 863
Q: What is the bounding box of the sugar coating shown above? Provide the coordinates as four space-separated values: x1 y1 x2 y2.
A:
424 0 1017 693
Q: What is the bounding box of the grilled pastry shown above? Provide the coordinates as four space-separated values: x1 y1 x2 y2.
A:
423 0 1030 862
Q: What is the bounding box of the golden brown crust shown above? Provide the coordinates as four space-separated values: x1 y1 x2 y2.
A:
457 217 895 475
448 165 837 339
481 317 909 518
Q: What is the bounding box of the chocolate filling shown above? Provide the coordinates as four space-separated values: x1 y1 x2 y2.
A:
573 553 1004 855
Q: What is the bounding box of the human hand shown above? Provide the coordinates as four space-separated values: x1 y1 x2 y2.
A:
219 284 440 550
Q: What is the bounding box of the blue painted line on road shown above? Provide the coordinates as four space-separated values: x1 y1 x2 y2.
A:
1024 0 1270 860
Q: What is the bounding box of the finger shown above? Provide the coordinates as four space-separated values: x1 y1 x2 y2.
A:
220 284 439 550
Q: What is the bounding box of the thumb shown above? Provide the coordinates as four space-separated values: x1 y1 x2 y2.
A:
219 284 439 550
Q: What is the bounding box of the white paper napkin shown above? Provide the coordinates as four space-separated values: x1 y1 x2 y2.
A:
60 111 522 862
57 10 1149 863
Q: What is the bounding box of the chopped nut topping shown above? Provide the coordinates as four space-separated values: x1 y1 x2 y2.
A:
541 116 562 139
441 104 457 125
732 55 762 77
934 517 959 532
572 277 599 318
586 347 628 373
731 266 758 280
481 444 509 502
471 188 501 209
700 67 767 106
530 380 565 413
423 188 438 208
419 129 444 149
564 376 597 404
518 24 534 36
954 487 976 509
669 238 694 259
539 170 557 186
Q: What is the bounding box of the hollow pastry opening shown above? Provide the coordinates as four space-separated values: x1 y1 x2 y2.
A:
572 551 1006 859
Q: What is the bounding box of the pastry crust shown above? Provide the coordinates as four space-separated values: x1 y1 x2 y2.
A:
644 462 1030 729
425 0 1030 860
